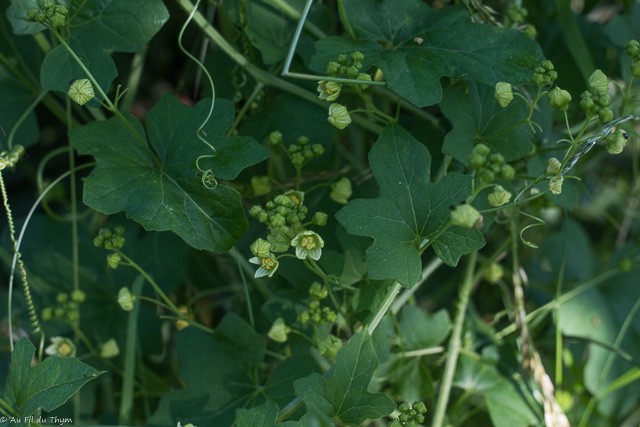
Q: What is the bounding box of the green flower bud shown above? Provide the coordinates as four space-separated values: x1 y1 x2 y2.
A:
312 211 328 226
297 135 309 145
50 12 66 28
107 252 121 269
26 9 38 21
472 143 490 156
450 204 481 228
56 293 68 303
274 194 291 207
532 72 545 86
270 213 286 227
351 51 365 63
346 66 359 79
541 60 554 71
291 152 305 166
250 238 272 258
249 205 263 217
317 81 342 102
309 282 328 299
118 287 135 311
580 91 594 112
35 11 47 23
356 73 372 83
487 185 512 207
312 144 324 156
71 290 86 303
524 24 537 39
625 40 640 59
268 318 290 343
548 87 572 112
42 0 56 10
556 389 574 412
606 129 628 154
598 108 613 123
100 338 120 358
594 91 611 107
302 147 314 160
413 401 427 414
326 61 341 76
330 177 352 204
549 175 564 195
268 130 283 145
500 164 515 180
478 168 496 184
589 69 609 93
494 82 513 108
328 103 351 130
469 153 486 169
337 54 349 64
45 336 76 358
68 79 94 106
251 175 271 196
546 157 562 175
286 212 300 224
489 153 504 165
266 200 276 209
632 61 640 78
318 334 342 361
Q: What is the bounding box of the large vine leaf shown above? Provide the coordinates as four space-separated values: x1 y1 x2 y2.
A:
7 0 168 95
310 0 542 107
336 125 485 288
70 96 269 253
2 338 103 418
441 83 533 163
294 332 395 425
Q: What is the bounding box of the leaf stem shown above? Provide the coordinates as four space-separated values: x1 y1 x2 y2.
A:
432 251 478 427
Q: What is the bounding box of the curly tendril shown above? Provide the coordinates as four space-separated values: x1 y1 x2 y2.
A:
178 0 218 190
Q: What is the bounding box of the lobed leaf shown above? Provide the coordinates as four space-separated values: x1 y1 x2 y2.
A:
336 125 485 287
311 1 542 107
70 96 269 253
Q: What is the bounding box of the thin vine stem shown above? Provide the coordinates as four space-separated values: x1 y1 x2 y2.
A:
432 251 478 427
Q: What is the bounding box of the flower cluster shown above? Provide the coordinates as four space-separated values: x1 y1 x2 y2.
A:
41 290 86 323
504 5 537 38
469 143 515 185
625 39 640 77
267 132 325 168
545 157 564 195
319 51 372 130
94 226 126 269
579 69 613 123
249 191 327 278
26 0 68 29
391 401 427 427
531 60 558 87
298 282 337 326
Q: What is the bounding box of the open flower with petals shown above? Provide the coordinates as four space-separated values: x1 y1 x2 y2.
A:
291 231 324 260
45 336 76 358
249 253 279 278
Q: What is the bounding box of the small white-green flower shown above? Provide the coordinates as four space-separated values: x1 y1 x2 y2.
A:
317 81 342 101
68 79 94 105
546 157 562 175
268 318 291 343
549 175 564 195
327 103 351 130
291 231 325 260
494 82 513 108
487 185 512 207
45 336 76 358
450 204 481 228
100 338 120 358
249 253 279 278
117 287 135 311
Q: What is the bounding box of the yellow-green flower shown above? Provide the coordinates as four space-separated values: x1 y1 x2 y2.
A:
268 318 291 343
45 336 76 358
317 81 342 101
249 253 279 278
291 231 325 260
117 287 135 311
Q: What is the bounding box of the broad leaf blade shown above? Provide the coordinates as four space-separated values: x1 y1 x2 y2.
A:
441 84 533 163
336 125 484 287
311 2 542 107
3 339 103 417
70 96 268 253
295 332 395 424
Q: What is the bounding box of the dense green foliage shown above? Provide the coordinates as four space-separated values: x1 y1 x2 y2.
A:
1 0 639 426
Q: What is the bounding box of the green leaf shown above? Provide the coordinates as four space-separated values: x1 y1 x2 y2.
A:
558 271 640 419
70 96 269 253
311 2 542 107
441 84 533 163
399 306 451 349
336 125 485 287
29 0 169 94
149 313 266 426
454 355 539 427
294 332 395 424
2 338 103 417
235 400 299 427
